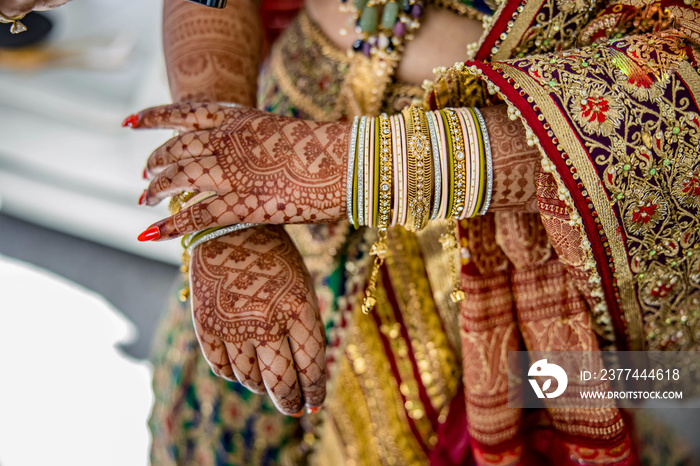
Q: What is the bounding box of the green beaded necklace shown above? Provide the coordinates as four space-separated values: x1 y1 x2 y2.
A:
340 0 425 58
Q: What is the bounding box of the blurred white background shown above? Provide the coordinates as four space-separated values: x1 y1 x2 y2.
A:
0 0 180 264
0 256 153 466
0 1 181 465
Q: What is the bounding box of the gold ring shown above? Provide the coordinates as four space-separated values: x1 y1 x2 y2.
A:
0 12 27 34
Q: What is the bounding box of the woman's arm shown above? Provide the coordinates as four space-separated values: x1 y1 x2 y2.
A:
131 102 539 239
159 0 327 416
163 0 262 105
479 105 539 213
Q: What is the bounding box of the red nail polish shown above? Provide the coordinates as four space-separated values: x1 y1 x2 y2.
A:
290 409 304 418
137 226 160 242
122 114 139 128
142 168 148 180
307 406 322 415
138 190 148 205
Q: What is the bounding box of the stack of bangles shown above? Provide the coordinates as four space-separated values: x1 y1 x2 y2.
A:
349 105 493 313
346 105 493 232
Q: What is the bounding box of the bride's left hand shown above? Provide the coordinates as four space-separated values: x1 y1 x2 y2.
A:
128 102 350 241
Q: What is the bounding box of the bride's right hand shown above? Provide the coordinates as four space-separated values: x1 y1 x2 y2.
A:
190 225 327 416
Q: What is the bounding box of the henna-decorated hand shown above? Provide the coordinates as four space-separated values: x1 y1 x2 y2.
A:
128 102 350 241
190 224 326 415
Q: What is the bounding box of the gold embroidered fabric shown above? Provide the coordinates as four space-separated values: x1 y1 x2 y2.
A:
456 28 700 351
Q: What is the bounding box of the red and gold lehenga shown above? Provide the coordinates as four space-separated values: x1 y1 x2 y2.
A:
149 0 699 464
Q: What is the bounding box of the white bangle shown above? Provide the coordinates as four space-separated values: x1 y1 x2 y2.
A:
186 223 256 255
347 116 359 227
426 111 442 221
357 116 368 227
473 108 493 216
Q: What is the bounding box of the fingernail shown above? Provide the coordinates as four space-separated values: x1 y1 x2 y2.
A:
137 226 160 242
290 409 304 418
122 114 139 128
142 168 148 180
307 406 322 415
138 190 148 205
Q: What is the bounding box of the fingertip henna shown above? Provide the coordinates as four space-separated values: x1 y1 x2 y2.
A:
154 201 219 240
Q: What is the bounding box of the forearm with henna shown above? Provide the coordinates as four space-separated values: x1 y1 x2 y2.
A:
136 104 537 240
480 105 540 212
163 0 262 105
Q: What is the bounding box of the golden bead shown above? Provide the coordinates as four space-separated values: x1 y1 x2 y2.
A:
178 286 190 302
439 233 456 249
450 289 466 303
370 242 388 259
362 296 377 314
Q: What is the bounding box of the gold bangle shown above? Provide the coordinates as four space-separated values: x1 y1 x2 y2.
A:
378 113 393 229
432 110 450 220
372 117 381 227
396 113 409 226
402 106 433 231
443 109 467 220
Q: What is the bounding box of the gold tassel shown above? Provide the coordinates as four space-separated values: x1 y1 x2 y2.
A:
439 222 465 303
362 228 389 314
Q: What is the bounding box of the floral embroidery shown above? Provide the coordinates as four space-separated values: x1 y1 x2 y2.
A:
639 263 683 306
571 88 625 136
579 0 675 45
614 66 667 101
674 164 700 208
682 172 700 196
624 192 667 234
